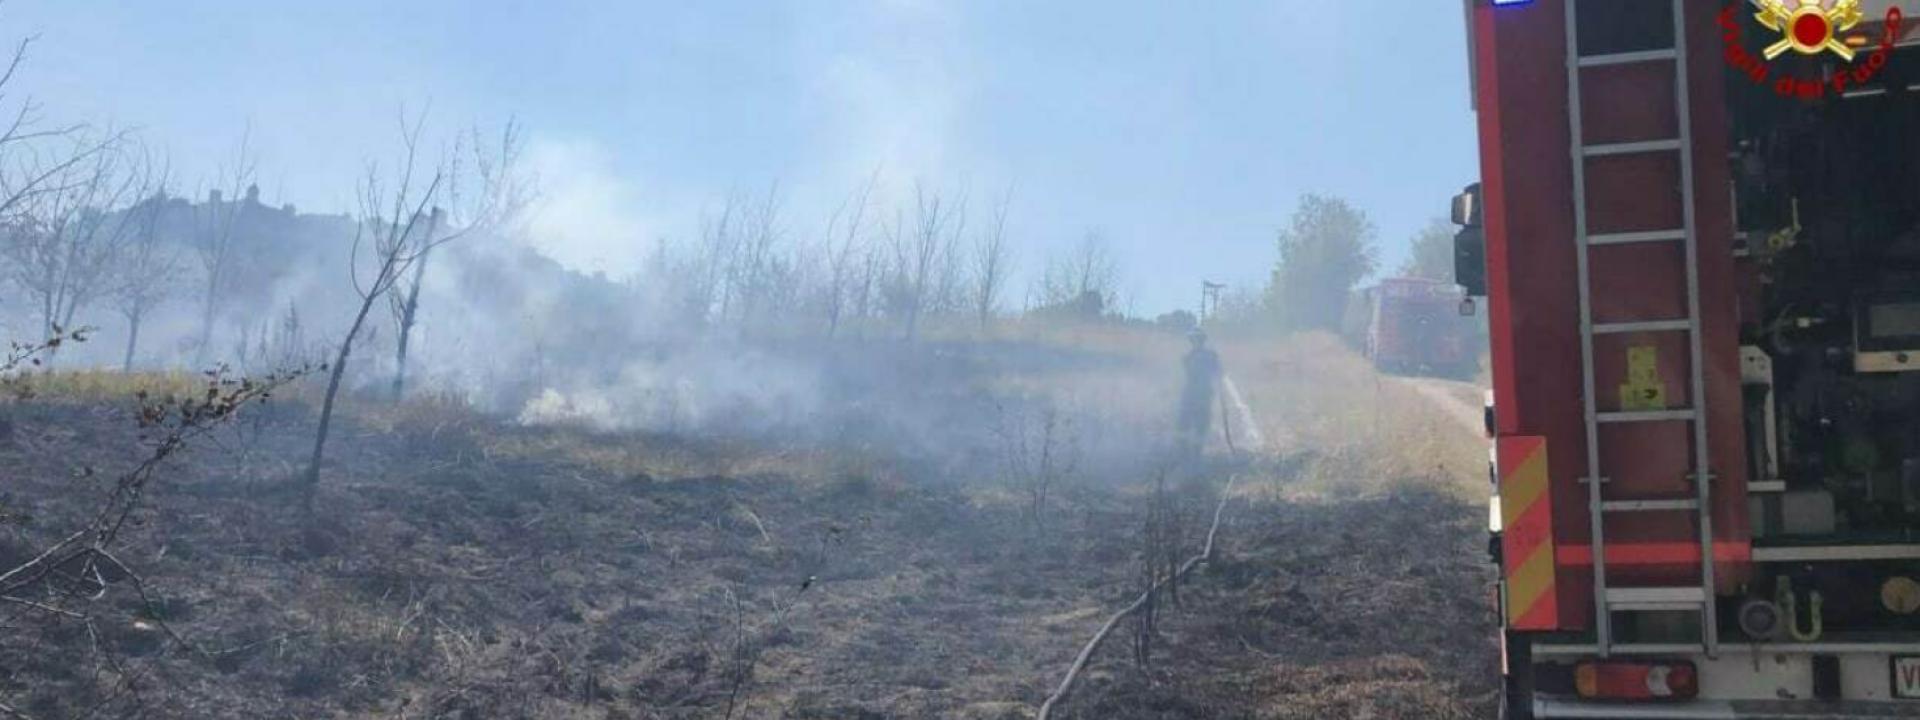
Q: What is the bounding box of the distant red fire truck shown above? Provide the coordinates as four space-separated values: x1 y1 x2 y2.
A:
1359 277 1478 379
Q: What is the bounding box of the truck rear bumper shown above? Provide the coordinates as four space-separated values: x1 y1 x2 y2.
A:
1537 698 1920 718
1528 645 1920 718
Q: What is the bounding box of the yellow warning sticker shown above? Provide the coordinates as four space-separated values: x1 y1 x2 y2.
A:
1619 345 1667 411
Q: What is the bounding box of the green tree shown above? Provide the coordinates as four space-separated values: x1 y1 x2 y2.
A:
1398 217 1455 282
1266 194 1377 332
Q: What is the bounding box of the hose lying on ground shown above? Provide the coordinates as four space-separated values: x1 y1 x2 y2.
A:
1034 471 1238 720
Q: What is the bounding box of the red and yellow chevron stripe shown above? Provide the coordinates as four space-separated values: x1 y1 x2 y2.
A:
1499 435 1560 630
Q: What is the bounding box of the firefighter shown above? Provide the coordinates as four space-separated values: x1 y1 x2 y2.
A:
1176 328 1222 460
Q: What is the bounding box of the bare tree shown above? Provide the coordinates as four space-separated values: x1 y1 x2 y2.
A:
995 399 1078 533
1133 470 1185 672
2 132 144 358
760 236 812 333
303 117 453 500
190 134 257 365
640 235 698 333
930 219 968 320
820 172 877 338
389 120 534 400
387 207 442 398
971 186 1014 331
0 34 99 229
690 195 742 327
888 183 965 340
729 184 786 332
1037 230 1119 317
111 162 179 371
851 242 879 339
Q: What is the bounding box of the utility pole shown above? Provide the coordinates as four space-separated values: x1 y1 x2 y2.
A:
1200 281 1224 323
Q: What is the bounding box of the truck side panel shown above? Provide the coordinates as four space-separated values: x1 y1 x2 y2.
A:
1473 0 1751 632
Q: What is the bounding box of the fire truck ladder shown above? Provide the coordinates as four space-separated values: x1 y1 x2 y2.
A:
1564 0 1717 657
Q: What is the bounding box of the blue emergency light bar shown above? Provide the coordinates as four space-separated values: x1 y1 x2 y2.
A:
1492 0 1533 6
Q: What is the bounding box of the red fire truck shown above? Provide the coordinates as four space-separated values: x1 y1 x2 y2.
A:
1458 0 1920 716
1361 277 1479 378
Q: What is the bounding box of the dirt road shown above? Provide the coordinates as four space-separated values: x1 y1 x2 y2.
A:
1399 377 1485 437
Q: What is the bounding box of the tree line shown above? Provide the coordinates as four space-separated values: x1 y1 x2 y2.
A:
639 178 1137 344
1203 194 1455 335
0 17 1461 389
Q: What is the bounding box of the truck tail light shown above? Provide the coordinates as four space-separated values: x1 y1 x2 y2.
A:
1574 660 1698 701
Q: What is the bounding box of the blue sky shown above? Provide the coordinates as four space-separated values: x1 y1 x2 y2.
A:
4 0 1479 314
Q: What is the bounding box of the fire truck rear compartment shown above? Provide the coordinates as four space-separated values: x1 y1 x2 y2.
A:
1730 39 1920 639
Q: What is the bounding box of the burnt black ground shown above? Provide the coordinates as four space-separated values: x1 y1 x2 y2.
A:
1 336 1497 719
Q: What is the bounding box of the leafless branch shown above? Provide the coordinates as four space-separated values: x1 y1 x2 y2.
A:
972 184 1015 330
189 130 257 364
821 170 879 336
305 109 463 496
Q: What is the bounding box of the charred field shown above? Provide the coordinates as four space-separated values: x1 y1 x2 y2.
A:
0 330 1496 719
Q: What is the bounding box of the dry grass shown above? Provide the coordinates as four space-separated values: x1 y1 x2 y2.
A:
6 368 209 401
1218 331 1488 500
0 322 1498 719
0 392 1211 719
992 318 1187 402
1053 486 1498 720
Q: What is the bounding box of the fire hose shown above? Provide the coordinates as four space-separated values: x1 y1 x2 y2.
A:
1035 378 1250 719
